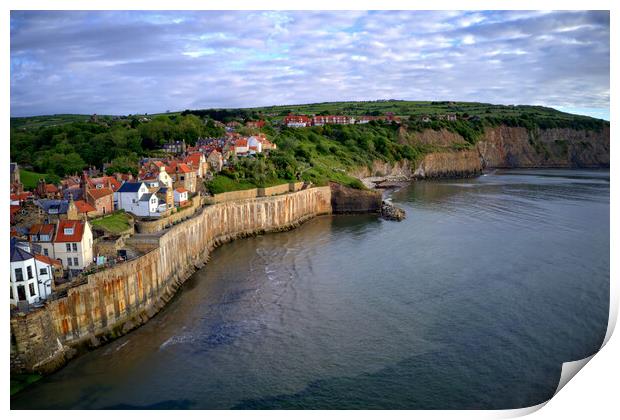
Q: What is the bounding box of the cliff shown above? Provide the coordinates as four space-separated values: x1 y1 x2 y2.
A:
11 187 333 374
476 125 610 168
392 124 610 178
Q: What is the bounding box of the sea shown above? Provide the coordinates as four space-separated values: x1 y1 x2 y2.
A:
11 169 610 410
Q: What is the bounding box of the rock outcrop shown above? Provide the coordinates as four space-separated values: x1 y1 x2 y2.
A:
330 182 382 214
380 201 406 221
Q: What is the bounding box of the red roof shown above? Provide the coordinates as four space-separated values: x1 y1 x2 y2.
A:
10 192 32 201
35 254 62 267
235 139 248 148
87 187 113 200
55 220 85 242
74 200 96 213
176 163 192 173
45 184 59 193
175 187 188 193
10 205 20 216
184 153 203 167
284 115 311 124
30 224 55 237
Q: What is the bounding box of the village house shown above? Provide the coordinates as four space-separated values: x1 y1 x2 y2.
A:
234 138 249 156
73 199 98 218
206 150 224 173
28 219 94 271
245 120 265 129
36 179 61 199
10 239 54 305
85 187 114 215
156 187 174 210
167 162 197 193
173 187 189 206
312 115 355 126
162 140 187 155
184 152 208 178
52 219 94 271
283 114 312 127
115 182 164 217
248 136 263 154
35 199 70 223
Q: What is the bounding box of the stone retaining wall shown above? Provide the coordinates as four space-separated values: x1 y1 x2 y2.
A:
11 187 333 374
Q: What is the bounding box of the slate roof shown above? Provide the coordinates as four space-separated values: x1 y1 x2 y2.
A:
36 199 69 214
117 182 144 193
10 238 33 262
139 193 155 202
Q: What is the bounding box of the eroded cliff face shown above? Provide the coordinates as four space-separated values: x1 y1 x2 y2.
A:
413 150 482 178
11 187 333 374
477 126 610 168
397 124 609 178
349 159 413 179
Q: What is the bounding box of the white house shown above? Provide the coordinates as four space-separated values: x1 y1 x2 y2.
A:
52 219 94 270
158 166 173 188
174 187 189 205
247 136 263 154
115 182 161 217
10 239 53 305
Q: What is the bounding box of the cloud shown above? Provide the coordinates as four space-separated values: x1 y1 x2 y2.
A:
10 10 610 118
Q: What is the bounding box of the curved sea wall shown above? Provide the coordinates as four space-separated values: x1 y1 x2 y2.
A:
11 187 332 374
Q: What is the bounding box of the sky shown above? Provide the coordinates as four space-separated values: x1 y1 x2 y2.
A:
10 10 610 119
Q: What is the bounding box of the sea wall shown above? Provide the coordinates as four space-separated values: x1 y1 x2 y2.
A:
135 195 202 234
11 187 333 374
205 182 306 205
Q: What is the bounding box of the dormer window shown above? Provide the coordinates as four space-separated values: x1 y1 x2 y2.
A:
64 227 74 235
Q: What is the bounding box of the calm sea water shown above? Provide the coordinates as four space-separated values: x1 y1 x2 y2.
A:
12 169 610 410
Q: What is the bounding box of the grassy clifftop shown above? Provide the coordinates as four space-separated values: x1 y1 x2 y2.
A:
11 101 609 192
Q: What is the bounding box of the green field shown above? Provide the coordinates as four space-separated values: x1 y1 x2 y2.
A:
91 211 132 234
19 169 53 190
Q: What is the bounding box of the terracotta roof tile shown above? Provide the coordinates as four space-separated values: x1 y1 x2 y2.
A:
87 187 113 200
74 200 96 213
55 220 85 242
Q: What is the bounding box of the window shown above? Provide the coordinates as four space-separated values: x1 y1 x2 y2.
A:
66 243 71 252
64 227 74 235
68 258 72 266
29 283 36 298
26 266 33 280
15 268 23 282
10 287 13 300
73 257 78 266
39 268 48 276
43 248 48 256
72 243 77 252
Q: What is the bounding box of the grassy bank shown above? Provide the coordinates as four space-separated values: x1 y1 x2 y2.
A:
91 211 132 234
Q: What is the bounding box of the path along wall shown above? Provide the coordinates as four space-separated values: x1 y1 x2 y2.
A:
11 186 332 374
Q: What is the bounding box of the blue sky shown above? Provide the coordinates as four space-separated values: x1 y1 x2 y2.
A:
10 10 610 119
